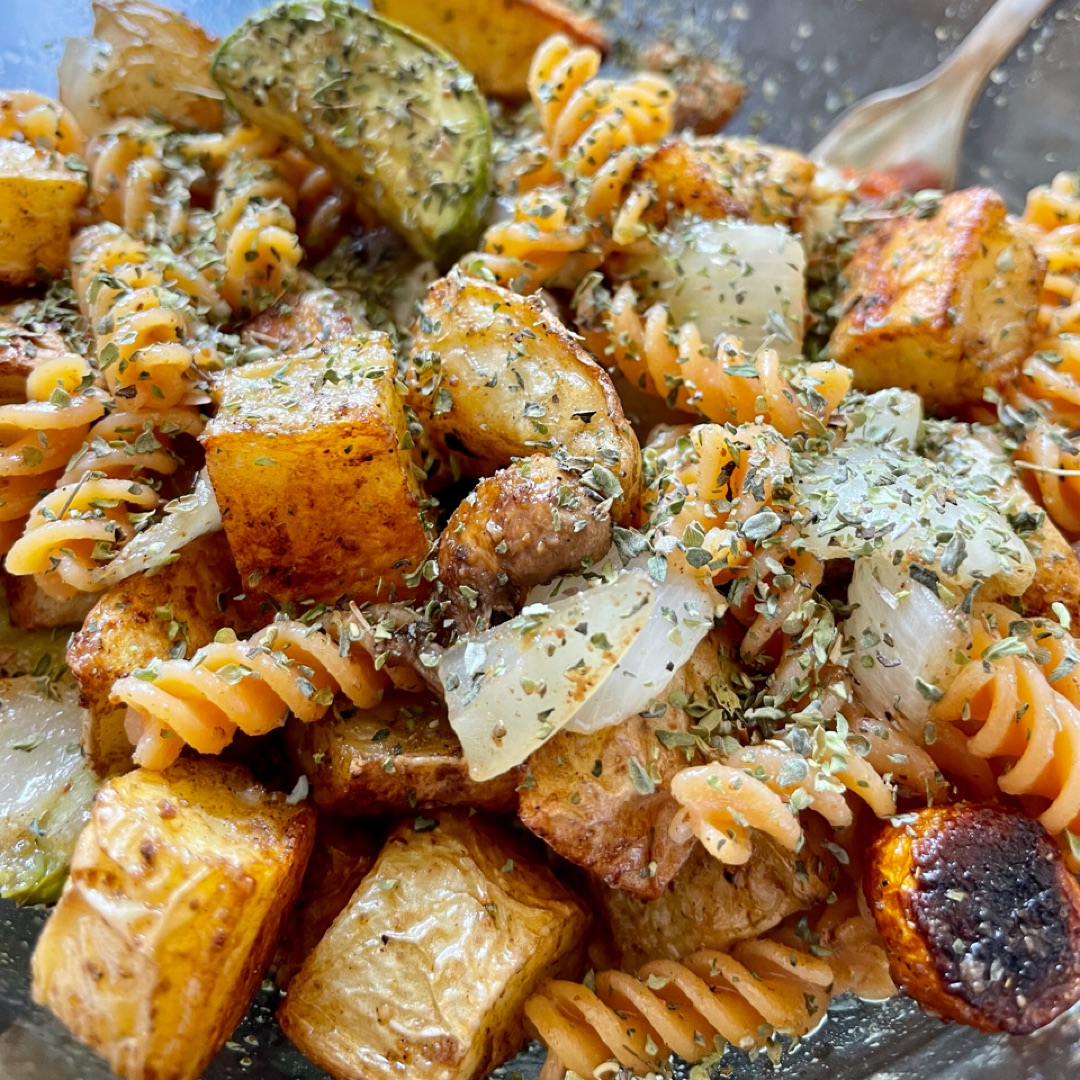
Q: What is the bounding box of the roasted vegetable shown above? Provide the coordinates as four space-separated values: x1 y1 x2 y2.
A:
273 814 381 990
212 0 492 263
407 270 641 520
239 282 369 356
829 188 1041 411
58 0 225 135
0 675 99 904
371 0 608 99
285 691 521 816
641 40 746 135
866 804 1080 1034
279 813 590 1080
202 334 431 605
31 760 315 1080
66 532 242 776
595 831 836 970
0 140 86 286
0 318 72 405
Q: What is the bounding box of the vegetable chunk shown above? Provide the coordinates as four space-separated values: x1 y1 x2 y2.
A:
286 690 521 816
371 0 608 99
829 188 1041 410
212 0 492 263
0 140 86 286
202 334 431 605
31 759 315 1080
279 814 589 1080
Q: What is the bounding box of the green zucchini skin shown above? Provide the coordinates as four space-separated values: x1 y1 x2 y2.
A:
212 0 493 265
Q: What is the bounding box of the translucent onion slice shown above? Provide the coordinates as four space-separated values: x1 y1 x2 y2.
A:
70 468 221 592
441 571 655 781
846 556 964 727
842 388 923 449
624 218 807 358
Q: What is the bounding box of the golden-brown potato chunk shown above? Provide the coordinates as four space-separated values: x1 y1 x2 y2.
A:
67 532 241 776
239 282 366 356
517 634 727 899
3 571 95 631
371 0 608 99
0 140 86 285
406 271 640 522
595 832 835 970
829 188 1041 411
203 334 431 605
286 691 520 816
31 759 315 1080
0 317 72 404
866 803 1080 1034
273 814 382 990
641 42 745 135
279 814 589 1080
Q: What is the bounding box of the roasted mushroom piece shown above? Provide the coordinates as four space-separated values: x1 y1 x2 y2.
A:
866 803 1080 1034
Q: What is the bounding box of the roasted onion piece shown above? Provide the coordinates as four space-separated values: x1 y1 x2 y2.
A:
866 804 1080 1034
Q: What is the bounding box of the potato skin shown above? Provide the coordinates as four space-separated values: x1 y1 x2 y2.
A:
279 813 589 1080
866 803 1080 1034
285 691 521 817
31 759 315 1080
67 532 243 776
829 188 1041 411
204 334 431 604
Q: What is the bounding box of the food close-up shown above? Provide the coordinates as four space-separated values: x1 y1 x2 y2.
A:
2 0 1080 1078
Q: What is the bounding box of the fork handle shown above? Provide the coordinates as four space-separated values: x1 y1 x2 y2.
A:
933 0 1055 108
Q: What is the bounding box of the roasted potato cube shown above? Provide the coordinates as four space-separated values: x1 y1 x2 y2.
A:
67 532 241 776
829 188 1041 411
0 140 86 286
595 831 835 970
240 282 368 356
287 691 520 816
203 334 431 604
407 270 640 521
371 0 608 99
0 317 72 404
3 570 95 630
274 814 382 990
279 814 589 1080
866 803 1080 1034
31 759 315 1080
517 634 726 899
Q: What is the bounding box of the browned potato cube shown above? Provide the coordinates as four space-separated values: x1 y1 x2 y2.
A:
286 691 521 816
203 334 431 604
829 188 1041 411
31 759 315 1080
3 571 95 630
274 814 382 990
595 831 835 970
67 532 241 775
371 0 608 99
0 140 86 285
0 317 72 404
279 814 589 1080
641 42 745 135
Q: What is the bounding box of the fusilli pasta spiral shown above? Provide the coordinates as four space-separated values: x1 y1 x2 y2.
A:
0 351 106 553
934 603 1080 853
476 35 674 291
602 283 851 432
526 914 893 1076
112 617 388 770
0 90 84 154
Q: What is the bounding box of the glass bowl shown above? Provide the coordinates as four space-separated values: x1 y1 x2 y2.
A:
3 1 1080 1077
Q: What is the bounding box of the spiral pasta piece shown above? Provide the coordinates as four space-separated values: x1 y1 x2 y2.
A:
277 144 351 259
476 35 674 291
112 618 388 770
606 283 850 433
0 90 84 154
72 223 215 407
0 351 106 553
526 916 893 1076
934 604 1080 848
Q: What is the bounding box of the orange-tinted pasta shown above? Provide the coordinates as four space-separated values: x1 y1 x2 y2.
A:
112 618 388 770
526 915 893 1077
0 89 84 154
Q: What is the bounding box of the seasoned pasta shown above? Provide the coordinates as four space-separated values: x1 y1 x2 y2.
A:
476 34 674 290
0 351 106 553
0 89 85 154
526 914 893 1076
112 617 388 770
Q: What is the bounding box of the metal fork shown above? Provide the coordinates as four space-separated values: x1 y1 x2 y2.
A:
811 0 1055 188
